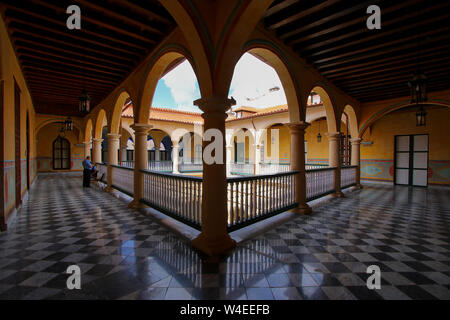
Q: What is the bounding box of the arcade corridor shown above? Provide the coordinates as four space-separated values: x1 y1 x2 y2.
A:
0 174 449 300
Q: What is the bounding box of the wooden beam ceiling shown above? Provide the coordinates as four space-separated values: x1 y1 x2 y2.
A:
0 0 175 116
264 0 450 102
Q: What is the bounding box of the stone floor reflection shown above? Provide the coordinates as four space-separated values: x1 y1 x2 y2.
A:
0 174 449 300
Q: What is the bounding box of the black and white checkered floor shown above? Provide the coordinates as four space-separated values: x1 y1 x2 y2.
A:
0 174 449 300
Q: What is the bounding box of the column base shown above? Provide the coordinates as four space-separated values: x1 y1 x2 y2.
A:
128 199 147 209
333 191 345 198
104 186 114 193
192 233 236 256
293 204 312 215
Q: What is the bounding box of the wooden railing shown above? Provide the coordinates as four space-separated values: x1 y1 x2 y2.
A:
111 165 134 196
178 162 203 173
306 167 336 201
230 162 254 176
226 171 298 231
96 163 107 183
341 165 357 189
141 170 203 230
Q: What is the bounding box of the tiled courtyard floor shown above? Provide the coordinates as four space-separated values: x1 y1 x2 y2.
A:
0 174 449 299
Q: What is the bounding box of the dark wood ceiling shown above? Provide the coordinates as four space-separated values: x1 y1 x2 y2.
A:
0 0 175 116
264 0 450 103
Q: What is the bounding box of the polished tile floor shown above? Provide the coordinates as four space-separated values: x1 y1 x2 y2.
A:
0 174 449 300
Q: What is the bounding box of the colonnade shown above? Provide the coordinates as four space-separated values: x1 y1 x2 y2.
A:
83 114 361 256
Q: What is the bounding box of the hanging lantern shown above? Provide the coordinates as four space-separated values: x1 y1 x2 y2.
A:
65 116 73 131
408 71 428 127
416 105 427 127
79 89 91 113
408 71 427 104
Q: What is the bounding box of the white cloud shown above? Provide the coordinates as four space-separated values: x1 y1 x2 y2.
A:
229 53 287 109
162 60 201 112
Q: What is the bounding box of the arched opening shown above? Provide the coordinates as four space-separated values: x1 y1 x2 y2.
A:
227 48 302 175
232 48 303 122
138 51 203 124
52 135 70 170
36 122 83 172
147 129 173 161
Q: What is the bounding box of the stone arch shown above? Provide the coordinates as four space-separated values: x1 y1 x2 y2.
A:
148 128 171 148
157 2 213 95
137 47 203 124
84 118 93 142
212 1 275 96
110 89 131 134
359 100 450 138
94 109 107 139
341 104 359 139
309 84 338 133
35 118 83 141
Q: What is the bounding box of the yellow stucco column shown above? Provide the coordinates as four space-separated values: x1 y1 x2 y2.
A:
83 141 91 159
254 144 261 175
327 132 344 197
172 140 179 174
129 123 152 209
92 138 103 164
350 138 362 188
105 133 121 192
288 122 312 215
192 96 236 256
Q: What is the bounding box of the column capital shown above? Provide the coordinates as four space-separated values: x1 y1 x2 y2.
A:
106 133 121 140
92 138 104 143
350 138 362 145
131 123 152 135
325 132 342 141
83 141 91 145
287 121 310 133
194 96 236 114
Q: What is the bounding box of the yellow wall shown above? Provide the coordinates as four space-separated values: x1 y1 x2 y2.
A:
36 123 84 172
305 119 329 162
361 107 450 160
360 107 450 184
263 124 290 162
1 15 38 225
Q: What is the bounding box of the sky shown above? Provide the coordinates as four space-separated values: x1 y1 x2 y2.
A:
151 53 287 112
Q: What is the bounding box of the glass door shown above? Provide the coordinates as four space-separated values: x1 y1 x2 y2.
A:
394 134 428 186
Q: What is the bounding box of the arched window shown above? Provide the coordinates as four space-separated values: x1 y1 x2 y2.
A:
53 136 70 170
